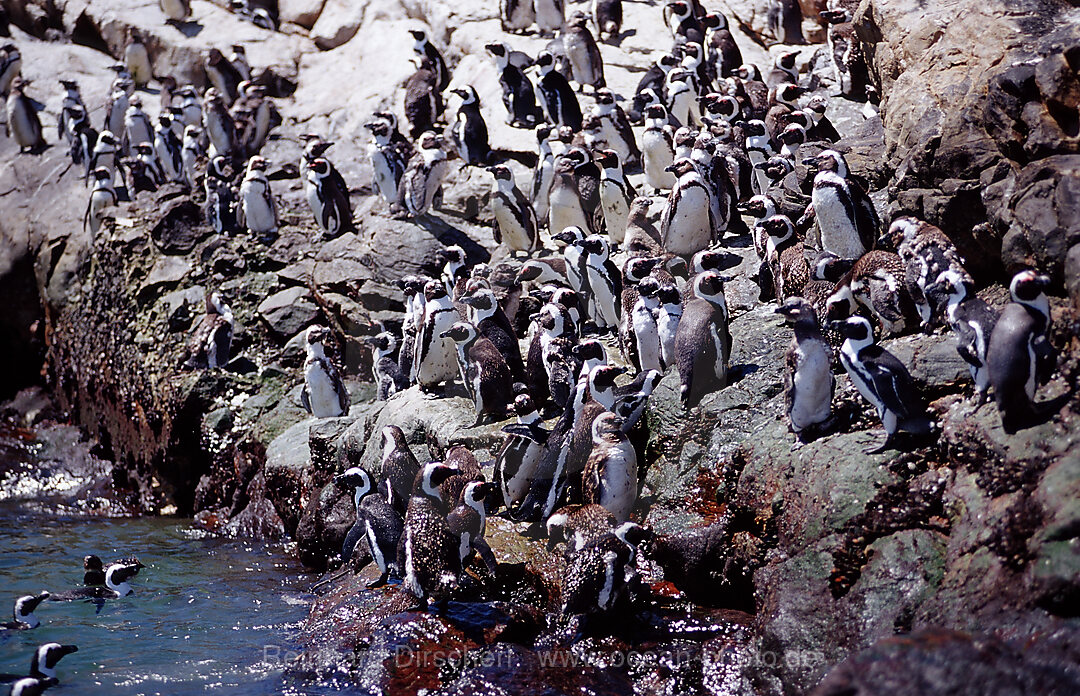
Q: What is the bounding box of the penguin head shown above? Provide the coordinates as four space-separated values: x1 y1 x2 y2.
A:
772 82 802 108
451 86 478 105
762 155 794 182
91 167 113 185
380 425 408 461
183 124 203 141
438 244 467 266
572 339 607 364
484 42 508 62
334 466 374 500
667 1 690 19
637 277 661 299
205 291 231 317
778 123 807 146
775 297 817 326
417 462 459 501
569 11 590 28
485 164 513 183
307 157 332 179
666 68 692 88
408 28 428 47
776 50 800 71
84 554 103 573
643 103 668 122
32 643 79 679
761 215 795 242
629 196 653 219
806 95 829 116
133 142 155 157
623 256 659 283
417 131 442 151
13 592 50 626
10 677 57 696
656 283 682 306
98 130 119 147
365 331 396 354
803 149 847 177
819 8 851 23
304 325 331 348
463 481 497 509
736 63 762 82
246 155 270 173
516 260 547 283
553 226 586 246
581 235 610 259
735 194 775 219
207 47 226 66
104 561 143 596
811 251 854 282
365 119 390 140
423 280 448 302
1009 270 1051 309
883 216 923 249
588 364 625 400
830 315 875 346
743 119 768 138
440 321 478 344
595 89 616 107
591 411 626 441
693 272 728 305
703 12 727 30
925 269 973 307
513 393 537 417
59 78 79 91
614 522 651 549
595 149 621 172
461 288 497 315
664 158 696 177
550 287 580 315
825 284 856 321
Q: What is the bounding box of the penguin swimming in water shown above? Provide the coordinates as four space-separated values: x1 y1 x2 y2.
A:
486 42 543 128
926 269 999 403
581 412 638 523
833 315 933 452
495 394 545 510
183 291 234 370
0 643 78 685
301 326 349 418
987 270 1053 433
334 467 403 586
487 164 539 255
560 522 649 619
777 297 834 441
450 86 490 166
675 272 732 408
8 678 57 696
402 462 462 604
365 332 409 401
0 594 50 632
49 561 143 601
442 321 514 425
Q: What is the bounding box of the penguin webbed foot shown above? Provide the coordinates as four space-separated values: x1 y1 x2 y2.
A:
863 432 895 455
366 570 390 589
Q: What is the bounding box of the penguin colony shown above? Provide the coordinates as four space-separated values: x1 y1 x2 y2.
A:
0 556 145 694
2 0 1066 629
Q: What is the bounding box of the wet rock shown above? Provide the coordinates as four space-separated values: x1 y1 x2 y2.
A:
257 286 322 339
223 471 286 539
1066 243 1080 312
295 479 354 569
811 629 1080 696
263 418 313 534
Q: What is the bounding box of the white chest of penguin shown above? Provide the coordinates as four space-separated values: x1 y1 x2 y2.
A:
305 361 342 417
790 343 833 428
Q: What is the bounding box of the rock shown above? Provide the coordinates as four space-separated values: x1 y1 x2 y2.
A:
1067 243 1080 312
295 479 354 569
263 419 313 534
223 471 287 539
257 286 322 339
149 196 207 255
999 155 1080 283
280 0 326 29
138 255 192 303
157 285 205 332
811 629 1080 696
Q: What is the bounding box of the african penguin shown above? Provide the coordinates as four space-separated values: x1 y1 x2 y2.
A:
884 216 965 329
447 481 500 576
239 155 277 239
487 164 539 255
300 326 350 418
413 280 461 392
546 503 616 554
442 321 514 425
183 291 234 370
403 57 442 139
403 462 462 603
306 156 354 239
500 0 535 33
366 332 409 401
402 132 449 218
84 167 117 234
5 78 44 153
675 272 732 408
0 594 50 631
560 522 649 618
534 50 583 131
629 276 664 372
562 12 606 91
642 105 677 192
582 412 638 522
409 29 450 92
926 269 999 403
486 42 543 128
661 159 715 258
334 467 403 586
495 394 546 510
777 297 834 441
450 85 490 166
581 235 622 333
803 149 879 259
534 0 565 36
591 88 640 167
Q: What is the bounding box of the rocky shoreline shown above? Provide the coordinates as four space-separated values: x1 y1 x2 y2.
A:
1 0 1078 693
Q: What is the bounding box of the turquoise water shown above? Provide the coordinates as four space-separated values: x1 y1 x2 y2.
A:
0 504 323 695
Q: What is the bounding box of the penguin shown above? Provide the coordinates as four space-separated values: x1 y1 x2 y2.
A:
546 503 616 554
204 155 239 234
700 92 741 128
409 28 450 92
49 561 143 600
613 368 663 434
533 50 583 131
661 159 715 258
300 326 349 418
595 149 636 245
133 141 165 188
987 270 1053 433
461 287 525 382
450 86 490 166
232 82 278 156
239 155 277 239
833 315 933 452
560 521 648 618
439 245 467 298
802 95 841 142
777 297 834 441
926 269 999 403
402 462 462 603
0 594 50 631
593 0 622 41
802 150 878 259
0 643 78 684
536 301 581 411
364 118 410 209
403 57 442 139
402 132 449 218
666 1 703 44
624 197 665 258
705 13 743 78
5 78 44 153
821 8 871 102
562 12 605 91
534 0 565 36
675 272 731 408
379 425 421 516
446 481 500 576
837 249 918 337
495 393 546 510
160 0 192 22
767 0 804 45
763 214 810 301
365 332 409 401
230 0 279 31
485 42 542 128
690 135 735 241
306 157 354 239
442 322 514 425
666 69 697 127
57 80 86 153
655 282 683 369
777 122 807 160
630 53 678 122
766 50 800 89
102 82 130 151
183 291 234 369
88 129 119 183
591 88 640 167
397 276 427 385
153 113 183 182
202 88 237 158
125 33 152 88
764 82 800 142
206 48 242 104
8 678 56 696
884 216 965 329
83 167 116 234
642 105 677 192
441 446 485 511
486 164 539 256
334 467 403 586
629 276 664 372
517 259 567 290
177 84 202 127
413 280 461 392
743 119 775 196
549 158 595 235
180 125 203 190
531 126 557 222
121 155 157 196
581 235 622 332
581 411 638 522
500 0 535 33
0 43 21 96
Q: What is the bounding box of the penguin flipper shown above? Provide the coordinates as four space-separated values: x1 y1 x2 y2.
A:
861 345 922 421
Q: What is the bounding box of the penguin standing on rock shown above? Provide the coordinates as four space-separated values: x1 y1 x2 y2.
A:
403 462 462 604
450 86 490 166
84 167 116 234
926 269 999 403
884 216 965 329
447 481 500 576
403 58 442 139
629 277 664 372
675 272 731 408
461 288 525 382
487 164 539 255
301 326 349 419
642 105 676 192
581 235 622 333
777 297 834 441
591 89 640 167
486 42 543 128
206 48 243 104
6 78 44 153
495 394 545 510
534 0 565 36
442 321 514 425
562 12 606 91
365 332 409 401
204 156 239 234
561 522 649 619
767 0 804 45
500 0 535 33
366 118 410 209
802 150 879 259
202 88 236 158
413 280 460 393
662 159 715 258
402 132 449 218
183 291 234 370
833 315 933 453
306 157 354 239
596 149 636 245
594 0 623 41
410 28 450 92
549 159 595 235
239 155 277 240
987 270 1054 433
582 412 638 522
334 467 403 586
534 50 582 131
379 425 421 516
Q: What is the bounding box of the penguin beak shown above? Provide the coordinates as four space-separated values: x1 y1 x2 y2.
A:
664 164 679 173
801 156 819 166
439 329 453 339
